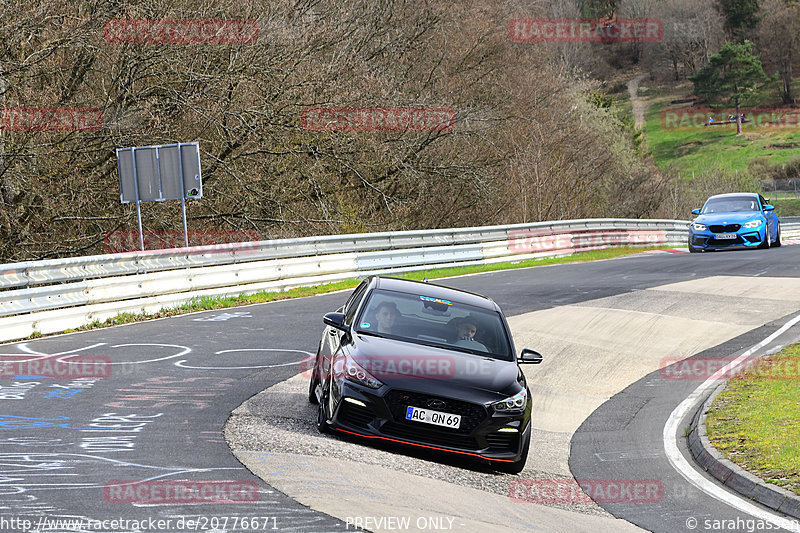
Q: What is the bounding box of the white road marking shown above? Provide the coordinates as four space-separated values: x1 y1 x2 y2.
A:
15 343 107 359
100 344 192 365
174 348 312 370
663 312 800 532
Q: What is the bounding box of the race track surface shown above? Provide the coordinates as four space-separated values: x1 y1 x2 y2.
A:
3 245 800 532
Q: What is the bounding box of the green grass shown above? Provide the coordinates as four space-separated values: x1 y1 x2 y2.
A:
705 343 800 495
48 245 663 340
643 98 800 173
771 198 800 216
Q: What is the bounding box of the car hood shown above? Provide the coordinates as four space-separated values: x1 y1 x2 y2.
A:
693 212 763 225
349 334 522 401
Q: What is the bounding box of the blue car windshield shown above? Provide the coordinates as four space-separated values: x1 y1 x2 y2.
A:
355 289 513 360
702 196 759 214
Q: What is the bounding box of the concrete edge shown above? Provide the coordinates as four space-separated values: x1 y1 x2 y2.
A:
687 381 800 518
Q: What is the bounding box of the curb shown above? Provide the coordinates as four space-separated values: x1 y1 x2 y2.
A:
687 382 800 518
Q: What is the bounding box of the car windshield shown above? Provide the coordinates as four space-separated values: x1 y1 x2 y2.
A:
355 289 513 360
702 196 759 214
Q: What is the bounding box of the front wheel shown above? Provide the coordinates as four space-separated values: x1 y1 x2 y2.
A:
759 227 772 249
308 352 321 404
316 380 331 433
495 434 529 474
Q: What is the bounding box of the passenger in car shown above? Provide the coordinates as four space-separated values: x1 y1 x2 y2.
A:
374 302 400 334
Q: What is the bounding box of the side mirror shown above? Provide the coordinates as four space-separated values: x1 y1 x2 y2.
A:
764 205 775 211
323 312 349 332
691 208 701 216
519 348 543 364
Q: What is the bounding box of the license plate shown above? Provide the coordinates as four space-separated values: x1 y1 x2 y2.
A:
405 406 461 429
715 233 737 240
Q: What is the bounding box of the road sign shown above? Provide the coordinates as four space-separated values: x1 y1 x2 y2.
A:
116 143 201 203
115 143 202 250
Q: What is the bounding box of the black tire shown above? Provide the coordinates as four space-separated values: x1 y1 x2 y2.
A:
308 353 321 404
759 227 771 249
316 380 331 433
496 434 530 474
773 225 782 247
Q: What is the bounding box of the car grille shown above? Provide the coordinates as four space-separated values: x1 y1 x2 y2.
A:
338 402 373 429
384 390 488 434
710 235 744 244
380 421 479 450
486 432 519 453
709 224 741 233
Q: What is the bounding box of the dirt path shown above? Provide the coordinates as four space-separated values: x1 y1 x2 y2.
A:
628 73 649 129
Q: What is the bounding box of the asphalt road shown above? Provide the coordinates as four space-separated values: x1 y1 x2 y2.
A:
3 244 800 532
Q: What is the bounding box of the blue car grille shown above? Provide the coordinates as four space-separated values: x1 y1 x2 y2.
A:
709 224 741 233
710 235 744 244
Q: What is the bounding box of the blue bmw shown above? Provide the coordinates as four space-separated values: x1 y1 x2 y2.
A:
688 193 781 253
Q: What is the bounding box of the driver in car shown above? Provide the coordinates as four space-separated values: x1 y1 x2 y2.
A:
453 316 488 352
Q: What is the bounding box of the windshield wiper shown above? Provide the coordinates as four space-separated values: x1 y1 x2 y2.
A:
356 330 385 338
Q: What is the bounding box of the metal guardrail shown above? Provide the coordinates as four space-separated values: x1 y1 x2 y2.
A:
2 218 791 343
0 218 686 291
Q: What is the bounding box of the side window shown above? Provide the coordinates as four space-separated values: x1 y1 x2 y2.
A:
344 282 369 324
759 195 767 209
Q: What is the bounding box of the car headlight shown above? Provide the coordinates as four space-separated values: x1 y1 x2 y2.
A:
491 389 527 413
344 358 383 389
743 219 763 228
691 223 707 231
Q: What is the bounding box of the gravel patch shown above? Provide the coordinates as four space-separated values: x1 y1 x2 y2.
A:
224 375 611 518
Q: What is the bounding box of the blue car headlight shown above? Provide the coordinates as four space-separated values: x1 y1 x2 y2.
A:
743 219 763 228
492 389 527 414
691 223 707 231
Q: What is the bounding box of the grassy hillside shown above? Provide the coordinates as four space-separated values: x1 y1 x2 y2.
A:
640 81 800 174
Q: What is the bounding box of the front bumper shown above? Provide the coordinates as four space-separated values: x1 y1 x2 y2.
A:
688 227 764 251
330 381 530 464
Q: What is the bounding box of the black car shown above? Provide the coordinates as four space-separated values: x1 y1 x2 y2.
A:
308 276 542 474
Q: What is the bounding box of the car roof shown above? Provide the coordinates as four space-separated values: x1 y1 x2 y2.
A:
371 276 500 312
706 192 759 200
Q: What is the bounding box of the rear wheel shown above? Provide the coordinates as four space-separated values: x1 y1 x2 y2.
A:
773 225 782 247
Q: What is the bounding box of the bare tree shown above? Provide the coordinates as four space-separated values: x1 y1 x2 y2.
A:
756 0 800 104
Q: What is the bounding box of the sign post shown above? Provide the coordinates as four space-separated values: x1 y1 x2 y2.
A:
115 142 202 251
